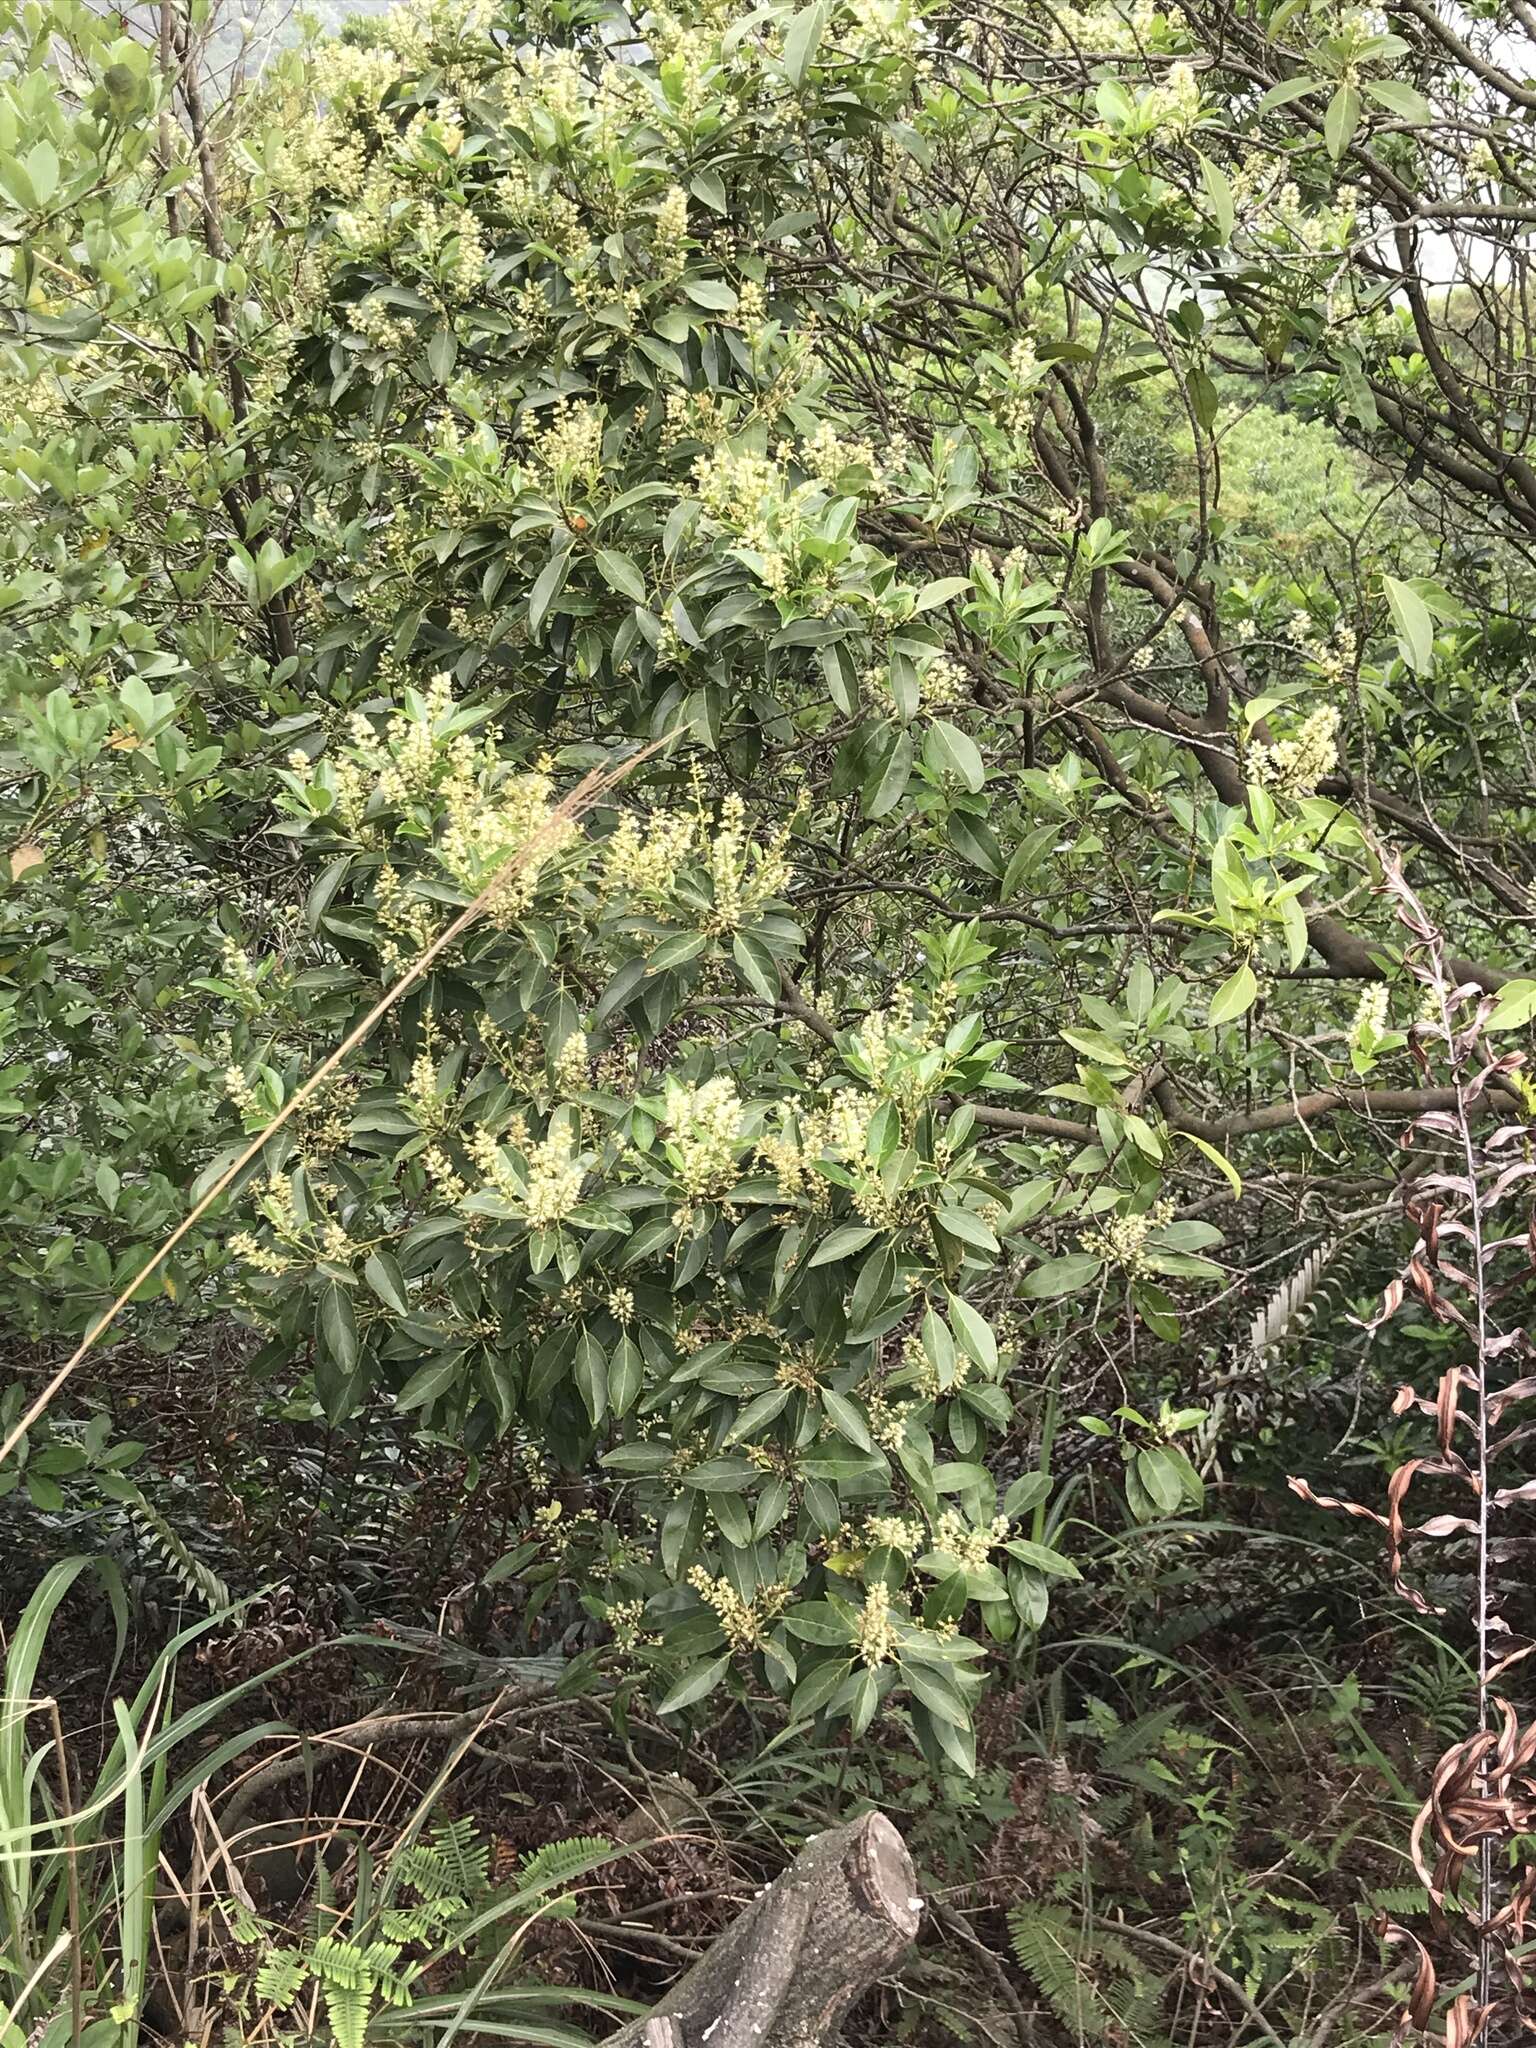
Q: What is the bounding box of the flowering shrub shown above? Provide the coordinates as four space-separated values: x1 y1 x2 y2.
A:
2 0 1531 1772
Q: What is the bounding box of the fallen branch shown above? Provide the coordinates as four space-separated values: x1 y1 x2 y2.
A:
217 1688 547 1837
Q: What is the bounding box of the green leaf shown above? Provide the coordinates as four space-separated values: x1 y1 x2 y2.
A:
1002 1538 1081 1581
304 856 351 934
1136 1445 1188 1515
947 811 1003 876
396 1356 460 1413
426 325 458 383
1488 979 1536 1032
1336 346 1378 430
934 1207 999 1254
1256 75 1321 114
1176 1131 1242 1199
594 548 647 602
732 931 779 1001
528 549 571 637
608 1335 643 1417
25 140 59 207
725 1386 792 1443
947 1293 997 1372
657 1653 731 1714
809 1224 879 1267
1383 575 1434 674
574 1330 607 1426
782 0 828 86
364 1249 409 1314
648 930 708 973
1002 1472 1051 1518
912 575 972 613
863 729 914 817
1325 83 1361 159
1365 78 1429 123
790 1657 852 1719
0 151 38 210
681 275 738 312
822 1387 877 1453
679 1458 758 1491
1188 365 1218 433
318 1281 358 1374
1019 1253 1102 1300
1207 962 1257 1027
1197 153 1234 240
923 720 985 793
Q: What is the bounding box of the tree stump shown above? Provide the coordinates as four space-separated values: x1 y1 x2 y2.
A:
604 1810 922 2048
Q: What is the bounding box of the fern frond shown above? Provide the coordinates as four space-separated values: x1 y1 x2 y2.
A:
322 1980 371 2048
253 1949 308 2009
379 1899 461 1943
1361 1885 1430 1917
116 1482 233 1613
312 1935 403 1990
1008 1901 1172 2047
1098 1705 1184 1771
516 1834 613 1896
1248 1239 1337 1356
430 1815 490 1899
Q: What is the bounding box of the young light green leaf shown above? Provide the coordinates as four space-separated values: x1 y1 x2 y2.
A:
1383 575 1435 673
1488 979 1536 1032
782 0 828 86
1207 961 1258 1027
1324 83 1361 159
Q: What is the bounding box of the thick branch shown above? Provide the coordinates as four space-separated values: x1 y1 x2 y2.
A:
971 1081 1524 1147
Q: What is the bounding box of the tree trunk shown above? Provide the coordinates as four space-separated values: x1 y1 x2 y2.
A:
604 1810 921 2048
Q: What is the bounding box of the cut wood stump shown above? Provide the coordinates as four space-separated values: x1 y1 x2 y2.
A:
604 1810 921 2048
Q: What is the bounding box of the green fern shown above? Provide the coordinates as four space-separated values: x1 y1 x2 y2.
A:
516 1833 613 1895
395 1814 490 1908
113 1481 232 1613
1097 1704 1187 1772
1008 1900 1172 2047
1361 1885 1430 1918
253 1949 308 2008
322 1981 370 2048
239 1824 611 2047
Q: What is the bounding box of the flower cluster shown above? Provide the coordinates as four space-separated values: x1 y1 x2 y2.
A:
663 1073 745 1205
1351 983 1388 1045
865 1512 926 1554
1147 59 1201 136
601 809 699 898
227 1169 356 1280
934 1508 1010 1571
652 183 690 279
1080 1198 1174 1275
1249 704 1341 796
1047 0 1159 53
900 1329 973 1399
552 1030 588 1092
523 1125 586 1227
707 792 792 932
991 332 1042 438
529 400 606 494
604 1598 655 1651
857 1582 899 1665
756 1089 872 1204
466 1122 587 1229
686 1566 791 1651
